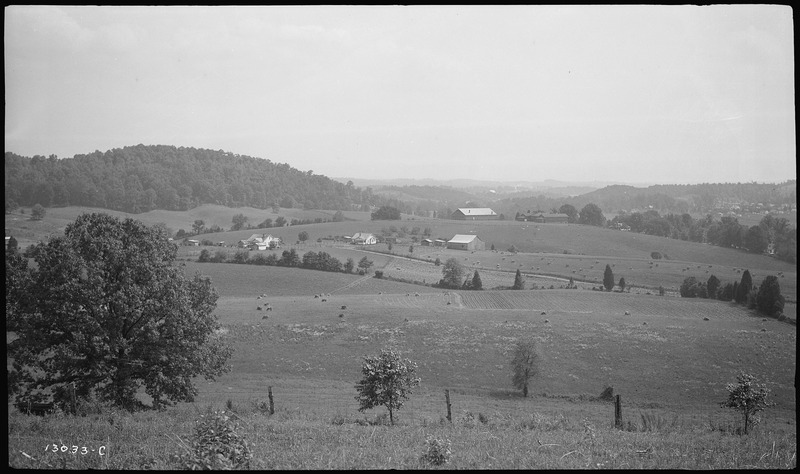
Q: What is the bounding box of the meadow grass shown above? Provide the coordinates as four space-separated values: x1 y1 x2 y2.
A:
8 399 796 469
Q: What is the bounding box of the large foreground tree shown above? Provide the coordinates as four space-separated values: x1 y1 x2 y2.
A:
6 213 232 411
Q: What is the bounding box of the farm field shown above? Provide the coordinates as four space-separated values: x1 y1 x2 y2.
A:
3 205 372 249
207 286 797 418
181 236 798 302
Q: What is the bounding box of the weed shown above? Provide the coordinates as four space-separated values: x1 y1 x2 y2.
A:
421 435 451 466
174 409 251 470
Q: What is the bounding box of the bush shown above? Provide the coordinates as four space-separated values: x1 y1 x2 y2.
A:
175 410 251 470
232 250 250 264
374 270 384 279
421 435 451 466
650 251 662 259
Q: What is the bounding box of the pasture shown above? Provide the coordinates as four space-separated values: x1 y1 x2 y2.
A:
8 208 797 469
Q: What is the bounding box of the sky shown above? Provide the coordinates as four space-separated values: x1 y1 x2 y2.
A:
4 5 796 185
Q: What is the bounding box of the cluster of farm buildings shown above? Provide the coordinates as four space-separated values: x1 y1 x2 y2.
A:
179 208 567 251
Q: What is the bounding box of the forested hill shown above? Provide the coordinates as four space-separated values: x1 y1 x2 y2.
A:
4 145 389 213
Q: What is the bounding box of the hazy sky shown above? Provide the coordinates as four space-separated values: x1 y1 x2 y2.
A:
4 5 796 185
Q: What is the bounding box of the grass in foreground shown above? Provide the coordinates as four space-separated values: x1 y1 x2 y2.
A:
8 401 796 470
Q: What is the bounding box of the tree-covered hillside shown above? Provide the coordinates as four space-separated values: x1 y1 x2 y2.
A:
4 145 391 213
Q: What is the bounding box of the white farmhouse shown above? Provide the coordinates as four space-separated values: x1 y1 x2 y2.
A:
351 232 377 245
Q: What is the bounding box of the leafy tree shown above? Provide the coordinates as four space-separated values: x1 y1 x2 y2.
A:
6 213 232 410
774 228 796 264
274 216 286 227
512 269 524 290
511 340 539 397
354 349 420 425
558 203 578 223
279 249 300 267
439 258 465 289
578 203 605 227
718 282 735 301
298 231 309 244
192 219 206 235
603 264 615 292
31 203 46 220
680 276 702 297
618 277 626 292
744 225 769 254
332 210 345 222
371 206 401 221
231 214 248 231
721 372 772 435
736 270 753 304
198 249 211 262
756 275 784 316
409 244 414 254
344 258 355 273
434 257 441 266
358 256 374 273
707 275 721 299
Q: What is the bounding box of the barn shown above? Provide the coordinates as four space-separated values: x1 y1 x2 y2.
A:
451 208 498 220
516 210 569 223
447 234 485 251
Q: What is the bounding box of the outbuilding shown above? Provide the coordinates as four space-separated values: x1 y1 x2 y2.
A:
447 234 485 251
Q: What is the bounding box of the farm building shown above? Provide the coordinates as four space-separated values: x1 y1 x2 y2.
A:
186 239 200 246
447 234 485 251
516 210 569 223
351 232 377 245
240 233 279 250
421 238 433 246
434 239 448 247
451 208 498 220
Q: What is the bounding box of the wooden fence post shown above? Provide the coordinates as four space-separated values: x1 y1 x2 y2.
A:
614 394 622 429
445 389 452 423
268 386 275 415
69 382 76 414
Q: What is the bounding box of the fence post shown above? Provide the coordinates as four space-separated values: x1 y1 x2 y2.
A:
69 382 76 414
445 389 452 423
268 386 275 415
614 394 622 429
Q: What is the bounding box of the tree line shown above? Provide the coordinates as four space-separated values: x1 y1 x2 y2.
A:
4 145 402 214
610 210 796 263
680 269 786 317
198 247 375 275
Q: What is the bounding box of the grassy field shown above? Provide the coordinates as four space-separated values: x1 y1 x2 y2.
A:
3 205 372 249
8 265 796 469
7 207 797 469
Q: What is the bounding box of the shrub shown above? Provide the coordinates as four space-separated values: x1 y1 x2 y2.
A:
198 249 211 263
175 410 251 470
232 250 250 264
650 251 662 259
421 435 451 466
374 270 384 279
